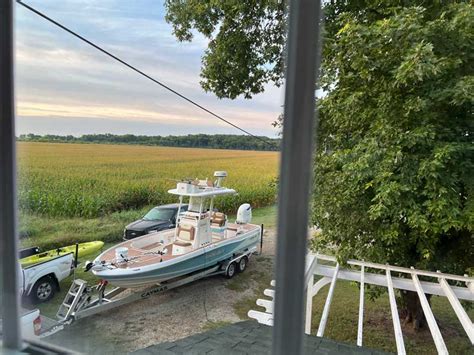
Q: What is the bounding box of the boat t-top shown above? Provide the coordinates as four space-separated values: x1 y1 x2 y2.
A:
90 171 262 288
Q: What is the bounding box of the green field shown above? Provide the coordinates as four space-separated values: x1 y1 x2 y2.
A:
18 142 279 218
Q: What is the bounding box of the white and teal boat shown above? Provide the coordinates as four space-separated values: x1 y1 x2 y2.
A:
91 171 261 288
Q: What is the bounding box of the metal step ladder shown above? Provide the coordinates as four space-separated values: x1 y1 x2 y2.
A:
56 279 89 321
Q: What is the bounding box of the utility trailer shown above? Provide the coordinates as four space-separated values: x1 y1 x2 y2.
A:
45 247 257 330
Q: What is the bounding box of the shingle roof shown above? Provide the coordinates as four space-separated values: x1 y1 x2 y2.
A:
132 320 389 355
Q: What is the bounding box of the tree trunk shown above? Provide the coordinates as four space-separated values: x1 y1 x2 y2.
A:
400 290 430 331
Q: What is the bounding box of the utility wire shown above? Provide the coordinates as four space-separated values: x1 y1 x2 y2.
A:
16 0 275 148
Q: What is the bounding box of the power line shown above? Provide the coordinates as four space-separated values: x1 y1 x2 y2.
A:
16 0 275 148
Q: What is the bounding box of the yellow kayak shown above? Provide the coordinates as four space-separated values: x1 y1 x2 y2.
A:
21 241 104 267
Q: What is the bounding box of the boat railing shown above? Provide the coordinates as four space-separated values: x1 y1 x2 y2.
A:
248 252 474 354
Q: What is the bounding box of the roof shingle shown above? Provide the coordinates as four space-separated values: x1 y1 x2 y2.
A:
132 320 389 354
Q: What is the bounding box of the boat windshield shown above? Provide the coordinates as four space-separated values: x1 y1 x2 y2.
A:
143 208 175 221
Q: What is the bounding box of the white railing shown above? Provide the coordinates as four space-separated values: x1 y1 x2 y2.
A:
248 253 474 354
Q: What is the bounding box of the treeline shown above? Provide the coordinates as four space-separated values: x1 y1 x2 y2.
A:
18 133 280 151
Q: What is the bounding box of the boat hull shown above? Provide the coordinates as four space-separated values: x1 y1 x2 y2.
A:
92 228 260 288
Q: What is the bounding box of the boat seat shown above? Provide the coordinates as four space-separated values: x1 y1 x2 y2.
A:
177 225 195 242
174 240 192 247
211 212 226 227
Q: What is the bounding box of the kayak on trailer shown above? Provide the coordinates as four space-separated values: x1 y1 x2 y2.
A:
20 241 104 267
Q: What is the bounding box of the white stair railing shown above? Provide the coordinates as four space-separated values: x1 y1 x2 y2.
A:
249 253 474 354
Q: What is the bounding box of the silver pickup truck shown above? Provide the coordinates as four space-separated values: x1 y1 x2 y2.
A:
20 253 75 304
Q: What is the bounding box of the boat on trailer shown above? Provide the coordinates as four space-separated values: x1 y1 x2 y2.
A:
90 171 261 288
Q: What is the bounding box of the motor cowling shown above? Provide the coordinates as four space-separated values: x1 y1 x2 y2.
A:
236 203 252 224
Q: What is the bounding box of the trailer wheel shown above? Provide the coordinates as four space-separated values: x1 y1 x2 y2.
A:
226 262 237 279
31 276 56 304
237 256 248 273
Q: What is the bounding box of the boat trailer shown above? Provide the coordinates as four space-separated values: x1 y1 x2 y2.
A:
41 247 257 337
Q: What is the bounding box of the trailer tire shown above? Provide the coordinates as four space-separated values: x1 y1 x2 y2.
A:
30 276 56 304
237 256 248 273
226 262 237 279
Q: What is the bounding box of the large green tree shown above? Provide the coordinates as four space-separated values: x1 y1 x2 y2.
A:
313 2 473 328
165 1 473 329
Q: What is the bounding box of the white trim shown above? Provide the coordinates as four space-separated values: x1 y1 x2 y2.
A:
257 299 274 313
357 265 365 347
248 310 273 326
168 187 236 197
386 269 406 355
412 273 447 354
439 277 474 344
305 275 314 334
315 264 473 300
315 253 472 283
316 263 339 337
264 289 275 299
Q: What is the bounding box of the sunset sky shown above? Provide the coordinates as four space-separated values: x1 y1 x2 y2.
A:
15 0 283 138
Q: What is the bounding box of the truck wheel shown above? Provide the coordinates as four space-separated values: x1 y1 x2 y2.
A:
237 256 248 273
31 276 56 304
226 262 237 279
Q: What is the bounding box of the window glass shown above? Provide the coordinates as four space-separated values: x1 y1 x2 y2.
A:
143 208 175 221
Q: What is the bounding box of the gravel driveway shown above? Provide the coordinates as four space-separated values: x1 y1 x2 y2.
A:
44 229 276 354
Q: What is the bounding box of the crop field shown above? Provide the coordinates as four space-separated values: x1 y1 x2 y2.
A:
17 142 279 218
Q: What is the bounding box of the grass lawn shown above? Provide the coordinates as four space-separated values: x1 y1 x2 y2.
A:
251 205 278 229
19 207 152 251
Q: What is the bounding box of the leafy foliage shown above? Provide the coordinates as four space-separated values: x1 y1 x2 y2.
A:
312 3 473 274
18 133 280 151
164 1 453 100
164 0 286 99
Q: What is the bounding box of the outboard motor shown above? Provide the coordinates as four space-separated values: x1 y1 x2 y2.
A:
236 203 252 224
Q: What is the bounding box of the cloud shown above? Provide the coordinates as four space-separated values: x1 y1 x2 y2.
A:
15 0 283 138
17 101 202 124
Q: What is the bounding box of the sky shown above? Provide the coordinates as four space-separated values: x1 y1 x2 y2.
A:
15 0 284 138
